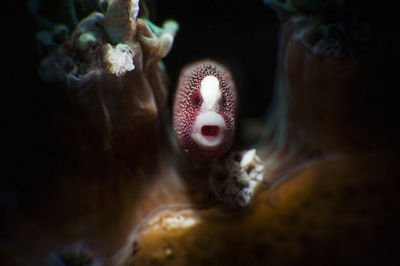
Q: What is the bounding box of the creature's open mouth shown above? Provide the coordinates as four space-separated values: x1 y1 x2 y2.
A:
201 125 220 137
191 112 227 151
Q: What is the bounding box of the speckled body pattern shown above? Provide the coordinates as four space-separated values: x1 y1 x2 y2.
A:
173 60 237 162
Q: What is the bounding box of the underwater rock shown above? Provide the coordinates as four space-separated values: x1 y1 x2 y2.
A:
2 0 182 265
209 149 264 207
126 1 400 265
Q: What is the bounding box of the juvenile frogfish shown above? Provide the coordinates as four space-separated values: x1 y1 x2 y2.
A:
173 60 238 162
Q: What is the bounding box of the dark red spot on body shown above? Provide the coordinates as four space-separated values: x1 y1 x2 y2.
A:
192 92 202 107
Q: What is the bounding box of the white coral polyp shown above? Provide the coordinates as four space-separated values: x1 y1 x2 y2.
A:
105 43 135 76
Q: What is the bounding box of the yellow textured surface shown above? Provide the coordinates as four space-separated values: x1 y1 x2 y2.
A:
129 150 399 265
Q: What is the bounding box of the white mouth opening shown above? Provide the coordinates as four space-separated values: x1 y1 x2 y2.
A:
191 111 227 151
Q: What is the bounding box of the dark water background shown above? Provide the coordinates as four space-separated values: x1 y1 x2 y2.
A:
151 1 279 118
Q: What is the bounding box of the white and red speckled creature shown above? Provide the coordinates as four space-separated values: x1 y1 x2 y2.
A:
173 60 238 162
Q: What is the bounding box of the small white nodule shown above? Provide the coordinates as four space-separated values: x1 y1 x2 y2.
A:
191 111 227 151
105 43 135 76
